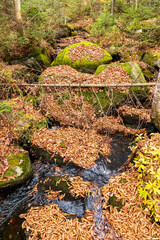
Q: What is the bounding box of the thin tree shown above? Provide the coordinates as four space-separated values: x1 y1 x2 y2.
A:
151 72 160 130
14 0 23 36
111 0 114 15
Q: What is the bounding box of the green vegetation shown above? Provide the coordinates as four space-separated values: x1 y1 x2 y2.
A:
133 134 160 222
0 101 12 114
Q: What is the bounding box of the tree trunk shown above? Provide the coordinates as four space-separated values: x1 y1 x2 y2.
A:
135 0 138 10
14 0 23 36
151 72 160 130
111 0 114 15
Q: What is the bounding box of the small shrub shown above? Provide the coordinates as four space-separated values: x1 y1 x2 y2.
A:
133 134 160 222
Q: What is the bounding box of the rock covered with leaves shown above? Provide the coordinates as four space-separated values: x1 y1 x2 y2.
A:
95 62 148 98
0 97 47 187
31 127 111 169
51 41 112 72
40 92 96 128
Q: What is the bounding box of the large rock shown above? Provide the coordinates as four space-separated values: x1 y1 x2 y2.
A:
95 62 148 99
0 151 32 188
143 52 160 70
51 41 112 73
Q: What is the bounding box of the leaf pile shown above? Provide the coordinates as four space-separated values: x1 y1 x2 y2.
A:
41 65 97 88
22 204 95 240
40 93 96 128
69 176 92 198
69 43 105 62
31 127 111 168
87 65 132 92
93 116 146 135
101 167 160 240
117 105 151 123
44 175 92 199
41 65 132 90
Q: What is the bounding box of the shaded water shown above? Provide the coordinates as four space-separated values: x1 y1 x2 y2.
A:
0 135 131 240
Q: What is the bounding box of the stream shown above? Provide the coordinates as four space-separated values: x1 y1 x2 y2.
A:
0 133 132 240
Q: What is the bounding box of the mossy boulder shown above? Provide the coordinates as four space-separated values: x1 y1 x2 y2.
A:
29 46 51 67
143 52 160 70
2 98 47 145
121 62 148 98
0 152 32 188
95 62 148 99
51 41 112 73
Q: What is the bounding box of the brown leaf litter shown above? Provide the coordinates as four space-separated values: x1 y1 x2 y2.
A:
93 115 146 135
69 43 106 62
41 65 133 92
117 105 151 123
40 92 96 128
101 166 160 240
22 204 96 240
31 127 111 169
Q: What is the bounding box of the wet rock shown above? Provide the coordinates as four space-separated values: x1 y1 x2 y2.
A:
0 152 32 188
51 41 112 73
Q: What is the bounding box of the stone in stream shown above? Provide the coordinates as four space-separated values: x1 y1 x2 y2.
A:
51 41 112 73
0 151 32 188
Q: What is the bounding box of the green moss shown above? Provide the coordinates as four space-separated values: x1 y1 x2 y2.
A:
108 194 125 212
80 89 127 114
51 41 112 73
0 152 32 188
143 52 160 68
37 175 72 198
37 52 50 66
95 64 109 75
29 47 51 67
121 62 148 98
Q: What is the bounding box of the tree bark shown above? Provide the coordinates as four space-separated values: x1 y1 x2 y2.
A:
14 0 23 36
151 72 160 130
111 0 114 15
135 0 138 10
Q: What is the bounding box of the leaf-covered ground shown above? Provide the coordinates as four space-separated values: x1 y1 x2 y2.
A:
101 166 160 240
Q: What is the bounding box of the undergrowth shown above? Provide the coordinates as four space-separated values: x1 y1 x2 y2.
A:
132 134 160 222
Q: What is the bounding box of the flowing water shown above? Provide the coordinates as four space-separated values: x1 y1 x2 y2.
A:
0 134 132 240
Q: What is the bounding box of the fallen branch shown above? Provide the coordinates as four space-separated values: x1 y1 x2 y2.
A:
0 82 156 87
